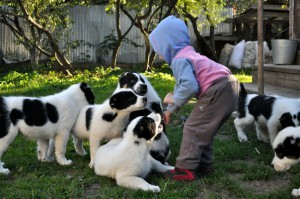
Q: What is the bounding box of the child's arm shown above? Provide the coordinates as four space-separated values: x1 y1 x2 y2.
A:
167 58 199 113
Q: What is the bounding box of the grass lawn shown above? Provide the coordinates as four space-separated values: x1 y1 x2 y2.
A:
0 66 298 199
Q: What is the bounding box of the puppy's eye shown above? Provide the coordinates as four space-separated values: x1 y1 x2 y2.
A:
130 79 136 83
276 152 284 159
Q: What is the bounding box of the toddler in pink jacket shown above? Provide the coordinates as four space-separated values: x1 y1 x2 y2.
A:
149 16 239 181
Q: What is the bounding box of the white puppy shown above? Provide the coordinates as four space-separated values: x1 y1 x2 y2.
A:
117 72 170 164
71 88 147 168
0 82 95 174
271 126 300 197
94 113 174 192
271 126 300 172
234 83 300 144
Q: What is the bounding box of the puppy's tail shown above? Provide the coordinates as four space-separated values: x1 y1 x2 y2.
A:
0 97 11 138
239 82 247 98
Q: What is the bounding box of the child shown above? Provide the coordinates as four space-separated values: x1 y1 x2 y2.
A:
149 16 239 181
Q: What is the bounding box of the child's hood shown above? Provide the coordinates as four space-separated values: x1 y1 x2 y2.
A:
149 16 190 65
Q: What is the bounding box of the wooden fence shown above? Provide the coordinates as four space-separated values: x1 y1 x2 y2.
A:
0 5 233 64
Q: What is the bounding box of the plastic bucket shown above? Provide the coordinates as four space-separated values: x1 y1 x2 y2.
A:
271 39 298 64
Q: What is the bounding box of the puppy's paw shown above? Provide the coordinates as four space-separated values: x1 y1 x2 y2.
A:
57 159 73 165
89 161 94 168
292 188 300 196
0 168 10 175
231 111 239 118
166 165 175 170
238 134 248 142
148 185 160 192
76 149 88 156
40 156 54 162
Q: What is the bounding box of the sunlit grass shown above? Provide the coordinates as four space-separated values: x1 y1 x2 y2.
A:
1 66 298 199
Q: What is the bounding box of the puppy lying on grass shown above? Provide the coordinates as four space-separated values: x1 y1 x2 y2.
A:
94 113 174 192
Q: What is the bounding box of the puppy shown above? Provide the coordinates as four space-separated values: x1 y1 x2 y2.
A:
94 113 174 192
71 88 147 168
234 83 300 144
271 126 300 197
117 72 170 164
116 72 162 113
271 126 300 172
0 82 95 174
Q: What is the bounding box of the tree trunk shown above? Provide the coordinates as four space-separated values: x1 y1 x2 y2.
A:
111 40 122 68
149 50 156 68
209 25 216 58
185 14 218 61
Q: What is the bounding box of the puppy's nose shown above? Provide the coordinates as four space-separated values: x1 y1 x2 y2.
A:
140 84 148 94
270 163 274 169
138 84 148 95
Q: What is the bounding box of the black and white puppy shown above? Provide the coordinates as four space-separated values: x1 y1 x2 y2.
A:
0 82 95 174
272 126 300 172
94 113 174 192
117 72 170 164
234 83 300 144
71 88 147 168
271 126 300 197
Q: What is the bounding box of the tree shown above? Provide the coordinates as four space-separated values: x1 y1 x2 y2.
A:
121 0 178 71
176 0 228 61
0 0 88 75
105 0 136 68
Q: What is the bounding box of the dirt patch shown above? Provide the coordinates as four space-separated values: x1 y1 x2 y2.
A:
216 133 234 141
244 178 290 194
195 184 241 199
84 183 101 198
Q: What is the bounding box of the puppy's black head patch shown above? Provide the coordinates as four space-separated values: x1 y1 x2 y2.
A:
109 91 139 110
119 72 148 95
119 72 139 88
80 82 95 104
133 116 156 140
279 112 295 129
275 136 300 160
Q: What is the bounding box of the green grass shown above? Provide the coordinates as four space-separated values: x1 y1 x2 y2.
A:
0 66 298 199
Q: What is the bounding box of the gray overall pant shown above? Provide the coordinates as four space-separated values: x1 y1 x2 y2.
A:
176 75 239 170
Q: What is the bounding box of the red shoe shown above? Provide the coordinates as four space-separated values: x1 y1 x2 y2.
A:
165 168 196 181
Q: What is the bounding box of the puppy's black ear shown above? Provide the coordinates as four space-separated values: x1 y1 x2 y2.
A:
279 112 295 129
280 136 300 160
275 144 285 159
137 73 145 83
119 72 130 88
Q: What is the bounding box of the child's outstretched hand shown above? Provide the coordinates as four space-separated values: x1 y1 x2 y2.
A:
163 93 174 104
163 111 171 124
163 93 174 124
